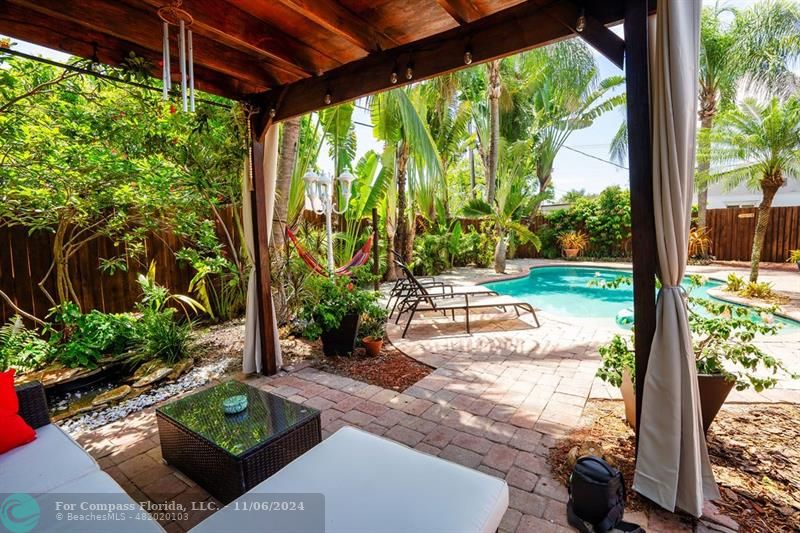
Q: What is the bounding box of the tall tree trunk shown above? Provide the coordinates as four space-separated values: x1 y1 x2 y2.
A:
395 144 410 263
405 201 416 261
750 181 781 282
386 233 399 280
50 218 73 307
696 111 714 232
468 122 477 198
486 60 501 205
537 170 552 194
493 231 507 273
272 117 300 248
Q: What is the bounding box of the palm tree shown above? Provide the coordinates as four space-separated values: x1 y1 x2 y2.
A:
370 87 441 275
710 96 800 282
272 117 301 248
462 140 543 273
520 43 625 193
486 60 501 204
696 1 800 230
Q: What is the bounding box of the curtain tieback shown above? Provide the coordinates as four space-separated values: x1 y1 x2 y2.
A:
658 284 689 302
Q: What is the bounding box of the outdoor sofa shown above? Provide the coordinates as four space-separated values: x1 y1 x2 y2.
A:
3 381 508 533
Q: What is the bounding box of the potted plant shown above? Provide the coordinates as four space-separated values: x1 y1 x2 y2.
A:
557 230 588 258
597 277 796 433
299 272 380 357
788 250 800 272
360 304 388 357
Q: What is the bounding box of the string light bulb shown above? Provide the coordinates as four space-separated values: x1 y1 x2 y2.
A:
390 70 398 84
324 91 332 105
576 8 586 32
464 49 473 65
268 108 276 118
405 63 414 80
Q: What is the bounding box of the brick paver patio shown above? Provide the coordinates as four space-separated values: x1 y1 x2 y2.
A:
73 260 800 532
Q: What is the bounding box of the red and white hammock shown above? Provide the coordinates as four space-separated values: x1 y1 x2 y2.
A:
286 227 373 276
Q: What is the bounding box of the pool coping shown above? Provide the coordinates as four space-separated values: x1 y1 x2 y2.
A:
476 262 800 328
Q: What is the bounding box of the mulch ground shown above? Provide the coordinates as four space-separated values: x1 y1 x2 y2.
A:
280 332 432 391
548 400 800 533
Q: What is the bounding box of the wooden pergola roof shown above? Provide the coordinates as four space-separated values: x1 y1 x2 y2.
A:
2 0 637 123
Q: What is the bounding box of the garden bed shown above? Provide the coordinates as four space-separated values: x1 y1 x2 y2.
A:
548 400 800 533
280 331 432 391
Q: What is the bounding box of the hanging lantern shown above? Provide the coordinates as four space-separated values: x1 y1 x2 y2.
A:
158 1 195 112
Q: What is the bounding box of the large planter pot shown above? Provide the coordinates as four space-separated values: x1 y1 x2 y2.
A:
362 336 383 357
563 248 579 258
320 313 360 357
619 371 735 433
697 374 735 434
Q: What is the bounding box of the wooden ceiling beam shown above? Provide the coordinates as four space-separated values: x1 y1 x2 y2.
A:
7 0 290 88
0 2 258 98
253 0 628 130
273 0 398 52
134 0 334 77
549 1 625 69
436 0 484 25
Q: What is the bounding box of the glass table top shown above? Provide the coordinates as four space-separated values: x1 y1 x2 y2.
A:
157 380 318 457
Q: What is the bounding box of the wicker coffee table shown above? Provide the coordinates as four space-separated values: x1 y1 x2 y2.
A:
156 380 321 503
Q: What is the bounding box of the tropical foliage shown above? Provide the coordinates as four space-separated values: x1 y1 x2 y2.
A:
709 96 800 281
0 51 247 318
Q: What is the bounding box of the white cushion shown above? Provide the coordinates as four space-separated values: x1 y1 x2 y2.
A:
0 424 99 494
191 426 508 533
32 470 163 532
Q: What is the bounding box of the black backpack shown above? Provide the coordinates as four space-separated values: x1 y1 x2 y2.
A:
566 455 644 533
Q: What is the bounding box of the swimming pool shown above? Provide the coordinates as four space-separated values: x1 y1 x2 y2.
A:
484 266 800 332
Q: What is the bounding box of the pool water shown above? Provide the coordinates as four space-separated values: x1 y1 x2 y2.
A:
484 266 800 332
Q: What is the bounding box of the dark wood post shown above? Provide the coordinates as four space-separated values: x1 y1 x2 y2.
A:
372 207 380 290
624 0 657 438
249 114 278 376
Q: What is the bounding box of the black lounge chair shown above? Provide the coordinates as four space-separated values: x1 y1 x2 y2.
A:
389 260 498 318
393 262 540 337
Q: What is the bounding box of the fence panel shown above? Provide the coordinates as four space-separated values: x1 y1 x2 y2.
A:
706 206 800 262
0 206 241 324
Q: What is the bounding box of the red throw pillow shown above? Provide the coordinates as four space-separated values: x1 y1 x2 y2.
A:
0 368 19 415
0 412 36 454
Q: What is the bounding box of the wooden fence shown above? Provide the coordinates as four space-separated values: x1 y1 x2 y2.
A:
2 204 798 323
0 206 242 324
706 206 800 263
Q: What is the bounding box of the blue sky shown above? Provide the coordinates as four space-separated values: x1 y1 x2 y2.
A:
7 0 759 198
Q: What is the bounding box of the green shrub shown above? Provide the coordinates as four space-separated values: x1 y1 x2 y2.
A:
724 273 745 292
453 228 494 268
411 233 450 275
544 186 631 258
360 303 389 340
46 303 137 368
0 316 54 372
298 269 381 340
596 276 796 392
133 309 191 365
739 281 775 300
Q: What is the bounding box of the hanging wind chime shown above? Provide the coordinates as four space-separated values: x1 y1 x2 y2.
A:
158 0 194 112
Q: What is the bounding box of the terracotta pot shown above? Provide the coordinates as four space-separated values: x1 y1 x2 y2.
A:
362 336 383 357
563 248 579 258
320 312 360 357
619 371 735 434
697 374 735 434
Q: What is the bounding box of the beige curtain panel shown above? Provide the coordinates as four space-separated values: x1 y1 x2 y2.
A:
632 0 719 518
243 125 283 374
